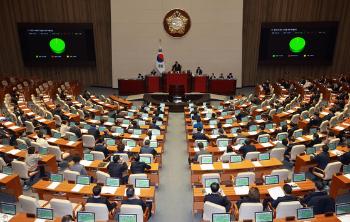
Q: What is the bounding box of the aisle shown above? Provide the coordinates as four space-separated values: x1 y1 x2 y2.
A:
151 113 201 222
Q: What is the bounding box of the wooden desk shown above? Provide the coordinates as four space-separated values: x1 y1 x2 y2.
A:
0 174 22 200
9 213 61 222
274 214 340 222
329 174 350 199
109 95 132 108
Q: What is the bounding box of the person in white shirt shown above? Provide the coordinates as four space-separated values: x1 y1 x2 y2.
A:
60 120 70 137
36 131 49 148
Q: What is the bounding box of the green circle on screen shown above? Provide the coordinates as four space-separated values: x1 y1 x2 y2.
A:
49 38 65 54
289 37 306 53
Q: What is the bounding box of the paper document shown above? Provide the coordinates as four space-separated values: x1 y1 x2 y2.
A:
335 126 345 131
210 135 219 139
38 119 46 123
320 112 329 116
200 164 214 170
124 146 133 151
6 149 21 155
344 174 350 180
331 150 344 156
223 124 232 128
0 213 13 221
260 142 271 147
34 219 46 222
248 132 257 135
268 186 285 200
9 126 20 130
287 182 301 190
4 122 12 126
338 215 350 222
193 148 200 152
80 129 88 134
222 163 230 169
135 188 141 196
66 141 76 146
0 173 8 180
71 184 84 192
252 161 262 167
27 112 35 115
130 135 140 138
101 186 117 194
298 137 305 141
47 138 58 143
80 160 92 167
234 186 249 195
233 144 242 151
47 182 60 190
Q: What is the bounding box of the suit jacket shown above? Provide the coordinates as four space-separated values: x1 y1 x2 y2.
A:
69 126 82 138
271 195 299 208
204 193 231 212
107 162 128 179
122 199 146 211
323 113 334 121
307 195 335 215
88 127 100 139
339 151 350 165
130 161 151 174
193 149 210 162
140 146 156 155
239 145 257 158
236 197 260 209
87 196 116 211
95 144 109 157
192 132 209 141
301 191 327 205
313 151 330 170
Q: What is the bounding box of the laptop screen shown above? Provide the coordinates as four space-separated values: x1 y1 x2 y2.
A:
249 125 258 132
50 173 63 182
139 156 152 164
336 202 350 215
258 136 269 143
77 212 95 222
106 139 116 146
84 153 94 161
39 147 48 155
106 178 120 187
235 177 249 187
212 213 231 222
343 165 350 175
328 142 337 150
135 179 150 188
76 175 90 185
294 130 303 138
265 123 273 130
133 129 142 135
293 173 306 182
230 155 242 163
53 132 61 139
126 140 136 147
277 133 287 141
118 214 137 222
1 203 16 215
150 141 158 148
36 208 53 220
259 153 270 161
204 178 220 188
200 156 213 164
255 211 273 222
306 147 316 155
217 140 229 148
2 166 12 175
297 207 314 220
265 175 279 185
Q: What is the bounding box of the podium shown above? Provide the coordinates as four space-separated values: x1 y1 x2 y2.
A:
146 75 161 93
163 72 191 93
118 79 145 95
209 79 236 95
192 76 208 93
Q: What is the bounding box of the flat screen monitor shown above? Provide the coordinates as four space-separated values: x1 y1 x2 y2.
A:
297 207 314 220
230 155 242 163
36 208 54 220
265 175 279 185
204 178 220 188
105 178 120 187
293 173 306 182
258 136 269 143
106 139 116 146
77 212 95 222
2 166 12 175
84 153 94 161
118 214 137 222
343 165 350 175
217 140 229 148
50 173 63 182
212 213 231 222
135 179 150 188
1 203 16 215
336 202 350 215
255 211 273 222
76 175 90 185
259 153 270 161
200 156 213 164
306 147 316 155
139 156 152 164
126 140 136 147
235 177 249 187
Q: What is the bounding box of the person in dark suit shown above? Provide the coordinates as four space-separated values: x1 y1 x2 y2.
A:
270 184 299 208
87 185 116 212
311 145 330 170
53 104 63 117
117 143 126 154
217 129 228 139
107 155 128 184
287 123 299 139
204 182 231 212
301 181 327 205
322 108 335 121
192 142 210 162
239 139 257 158
172 61 182 72
122 187 152 219
94 137 109 158
130 154 151 174
193 117 203 129
140 140 156 156
309 113 322 128
192 127 209 141
150 119 161 130
236 187 260 209
69 125 82 139
338 151 350 165
209 73 216 80
307 133 322 147
88 124 100 139
191 111 200 120
196 67 203 75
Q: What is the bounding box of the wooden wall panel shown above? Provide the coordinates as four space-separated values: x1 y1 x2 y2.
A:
243 0 350 86
0 0 112 88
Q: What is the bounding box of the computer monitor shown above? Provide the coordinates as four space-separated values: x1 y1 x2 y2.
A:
231 127 240 133
221 112 228 117
141 114 148 119
293 173 306 182
2 166 12 175
0 203 16 215
212 213 231 222
139 156 152 164
195 141 208 148
265 123 273 130
77 212 95 222
39 147 48 155
343 165 350 175
98 126 106 132
258 136 269 143
255 115 262 120
115 127 124 134
138 120 146 126
209 120 217 126
118 214 137 222
204 178 220 188
69 122 76 127
156 121 162 126
226 119 233 124
310 128 318 135
18 143 27 150
84 153 94 161
122 119 130 125
297 207 314 220
53 132 61 139
280 121 287 127
237 138 247 145
151 129 160 135
235 110 241 115
126 140 136 147
241 117 248 122
249 125 258 132
277 133 287 141
255 211 273 222
259 153 270 161
105 177 120 187
265 175 279 185
36 208 53 220
94 116 101 121
68 134 78 142
107 118 115 123
150 141 158 148
84 124 91 130
200 156 213 164
294 130 303 138
76 175 90 185
235 177 249 187
106 139 116 146
328 142 337 150
306 147 316 155
133 129 142 135
212 129 219 135
135 179 150 188
336 202 350 215
230 155 242 163
127 112 133 117
50 173 63 182
217 140 229 148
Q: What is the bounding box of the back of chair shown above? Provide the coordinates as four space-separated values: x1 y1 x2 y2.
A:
54 115 62 126
48 145 63 161
19 195 39 214
128 173 147 186
120 204 144 222
203 201 226 222
292 129 303 138
276 201 302 219
85 203 109 221
245 151 260 160
90 151 105 160
236 172 255 185
96 171 110 185
82 135 95 149
25 121 35 133
290 145 306 161
220 152 237 162
0 157 7 170
320 120 329 133
12 160 29 179
270 148 285 162
201 173 220 187
291 114 300 124
329 116 338 128
270 169 290 182
50 198 73 217
63 170 80 182
324 161 342 180
239 203 263 221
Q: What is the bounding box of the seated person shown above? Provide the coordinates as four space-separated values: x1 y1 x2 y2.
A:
217 128 228 139
88 124 100 139
239 139 256 158
35 131 49 148
236 187 260 209
94 137 109 157
69 125 82 139
264 184 299 209
311 145 330 170
61 215 73 222
140 140 156 156
193 117 203 129
301 181 327 205
122 187 152 218
204 182 231 212
191 111 200 120
60 120 70 137
192 142 210 162
69 155 87 175
107 155 128 184
339 150 350 165
150 119 161 130
143 131 157 142
192 127 209 141
25 146 42 173
87 185 116 212
130 154 151 174
307 133 322 147
117 143 126 154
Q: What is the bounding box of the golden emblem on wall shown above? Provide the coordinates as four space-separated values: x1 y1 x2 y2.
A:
163 9 191 38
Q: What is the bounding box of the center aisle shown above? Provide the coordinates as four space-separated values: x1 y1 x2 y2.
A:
151 113 200 222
